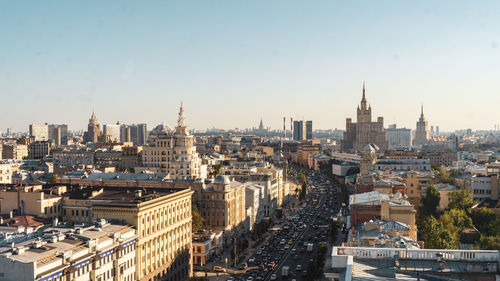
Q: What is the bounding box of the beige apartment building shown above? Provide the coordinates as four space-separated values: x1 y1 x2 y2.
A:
140 104 204 180
192 175 246 243
62 187 194 281
0 185 63 218
0 163 13 184
2 143 28 160
403 171 434 210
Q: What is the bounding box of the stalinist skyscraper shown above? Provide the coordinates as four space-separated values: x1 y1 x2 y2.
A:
414 104 430 146
343 83 389 151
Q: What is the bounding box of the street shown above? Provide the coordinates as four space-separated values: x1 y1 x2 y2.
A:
195 168 346 281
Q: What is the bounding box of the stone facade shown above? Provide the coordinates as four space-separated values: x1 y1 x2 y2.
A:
140 104 204 180
343 83 389 151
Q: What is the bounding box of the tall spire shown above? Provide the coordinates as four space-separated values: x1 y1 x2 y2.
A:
177 101 186 127
362 81 366 102
420 103 424 118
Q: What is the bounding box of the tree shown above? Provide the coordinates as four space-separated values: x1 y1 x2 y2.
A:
298 183 307 201
421 185 441 217
470 207 496 234
191 198 205 233
49 174 58 184
443 208 473 230
448 189 475 210
211 164 224 177
475 235 500 250
298 173 307 185
420 215 459 249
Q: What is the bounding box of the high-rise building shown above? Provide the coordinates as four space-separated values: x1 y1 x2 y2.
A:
103 123 121 142
29 123 49 141
414 104 430 146
306 120 313 140
343 83 389 151
293 120 304 141
120 123 148 145
386 124 412 149
83 112 101 143
293 120 312 140
48 124 68 145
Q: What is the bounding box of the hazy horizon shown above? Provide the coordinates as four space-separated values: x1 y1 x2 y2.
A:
1 1 499 132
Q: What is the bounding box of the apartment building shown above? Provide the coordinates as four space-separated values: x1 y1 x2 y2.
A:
0 221 136 281
62 187 193 281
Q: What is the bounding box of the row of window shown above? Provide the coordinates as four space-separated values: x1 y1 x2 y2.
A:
140 201 191 236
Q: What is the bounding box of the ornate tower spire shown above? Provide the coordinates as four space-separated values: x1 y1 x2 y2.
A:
177 101 186 127
420 103 424 118
362 81 366 102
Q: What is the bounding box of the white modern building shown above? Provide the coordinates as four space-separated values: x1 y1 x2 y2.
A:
29 124 49 141
103 124 121 142
385 124 412 149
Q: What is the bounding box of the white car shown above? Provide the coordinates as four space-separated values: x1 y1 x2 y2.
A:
248 257 256 263
270 274 277 280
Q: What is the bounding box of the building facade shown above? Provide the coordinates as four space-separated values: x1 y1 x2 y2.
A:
0 221 136 281
385 124 412 149
83 112 101 144
140 104 204 180
63 187 194 281
414 105 430 146
343 83 389 151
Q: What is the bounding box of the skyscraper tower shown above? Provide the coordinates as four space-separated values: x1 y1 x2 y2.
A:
343 82 389 151
414 104 430 146
84 112 101 143
259 117 264 131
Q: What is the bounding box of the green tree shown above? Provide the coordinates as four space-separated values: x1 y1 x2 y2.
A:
443 208 473 230
448 189 475 210
420 215 459 249
211 164 224 177
49 174 58 184
420 185 441 217
470 207 496 234
475 235 500 250
298 173 307 185
298 183 307 201
191 198 205 233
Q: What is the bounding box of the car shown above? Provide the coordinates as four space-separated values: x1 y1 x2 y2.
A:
293 254 298 260
227 277 235 281
270 274 277 280
284 244 290 250
280 239 286 245
248 257 256 263
247 277 254 281
296 265 302 271
288 240 293 245
213 265 226 272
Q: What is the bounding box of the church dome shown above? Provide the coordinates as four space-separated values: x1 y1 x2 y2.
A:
214 175 231 185
153 123 173 133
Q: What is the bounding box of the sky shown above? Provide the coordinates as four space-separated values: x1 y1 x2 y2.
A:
1 1 499 133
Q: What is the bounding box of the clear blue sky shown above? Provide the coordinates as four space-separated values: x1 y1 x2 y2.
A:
1 1 499 132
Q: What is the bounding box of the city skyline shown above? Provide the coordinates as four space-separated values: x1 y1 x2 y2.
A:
1 1 500 132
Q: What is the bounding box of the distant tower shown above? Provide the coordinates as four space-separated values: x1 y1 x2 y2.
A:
259 117 264 131
414 104 430 146
84 112 101 143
